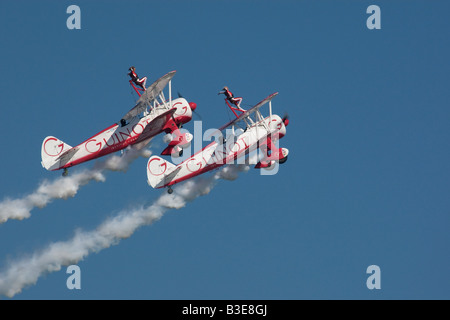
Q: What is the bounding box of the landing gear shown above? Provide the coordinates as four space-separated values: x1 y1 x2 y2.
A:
279 155 288 164
62 168 68 177
167 187 173 194
261 160 276 171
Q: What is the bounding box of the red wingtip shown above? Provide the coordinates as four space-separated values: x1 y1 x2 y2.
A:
189 102 197 111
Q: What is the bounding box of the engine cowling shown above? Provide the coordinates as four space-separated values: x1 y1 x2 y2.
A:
172 98 193 125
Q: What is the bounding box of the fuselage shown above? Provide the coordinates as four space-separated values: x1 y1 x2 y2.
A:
149 114 286 188
43 98 192 171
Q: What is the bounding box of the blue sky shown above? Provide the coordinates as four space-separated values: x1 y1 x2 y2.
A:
0 0 449 299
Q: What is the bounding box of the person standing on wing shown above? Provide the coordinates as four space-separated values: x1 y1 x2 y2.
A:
128 66 147 91
218 86 243 109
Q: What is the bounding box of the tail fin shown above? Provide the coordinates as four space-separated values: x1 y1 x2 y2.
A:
41 136 73 171
147 156 179 189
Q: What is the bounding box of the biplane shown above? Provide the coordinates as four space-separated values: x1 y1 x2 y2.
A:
147 92 289 193
41 70 196 176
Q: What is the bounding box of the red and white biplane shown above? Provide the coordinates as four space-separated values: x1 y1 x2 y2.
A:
147 92 289 193
41 70 196 176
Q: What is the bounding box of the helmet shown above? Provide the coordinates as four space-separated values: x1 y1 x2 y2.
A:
129 66 135 71
223 86 228 90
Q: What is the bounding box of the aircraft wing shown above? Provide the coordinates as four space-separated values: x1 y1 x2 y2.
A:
135 108 177 144
122 70 177 121
217 92 278 131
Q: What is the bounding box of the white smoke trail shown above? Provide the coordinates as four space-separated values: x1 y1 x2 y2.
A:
95 147 151 173
0 170 105 223
0 147 151 224
0 164 248 298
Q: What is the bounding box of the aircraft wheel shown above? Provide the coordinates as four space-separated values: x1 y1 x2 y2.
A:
262 161 277 171
62 168 69 177
168 187 173 194
179 149 183 157
279 155 288 164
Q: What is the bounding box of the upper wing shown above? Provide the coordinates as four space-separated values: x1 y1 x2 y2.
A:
218 92 279 131
122 70 177 121
135 108 177 144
